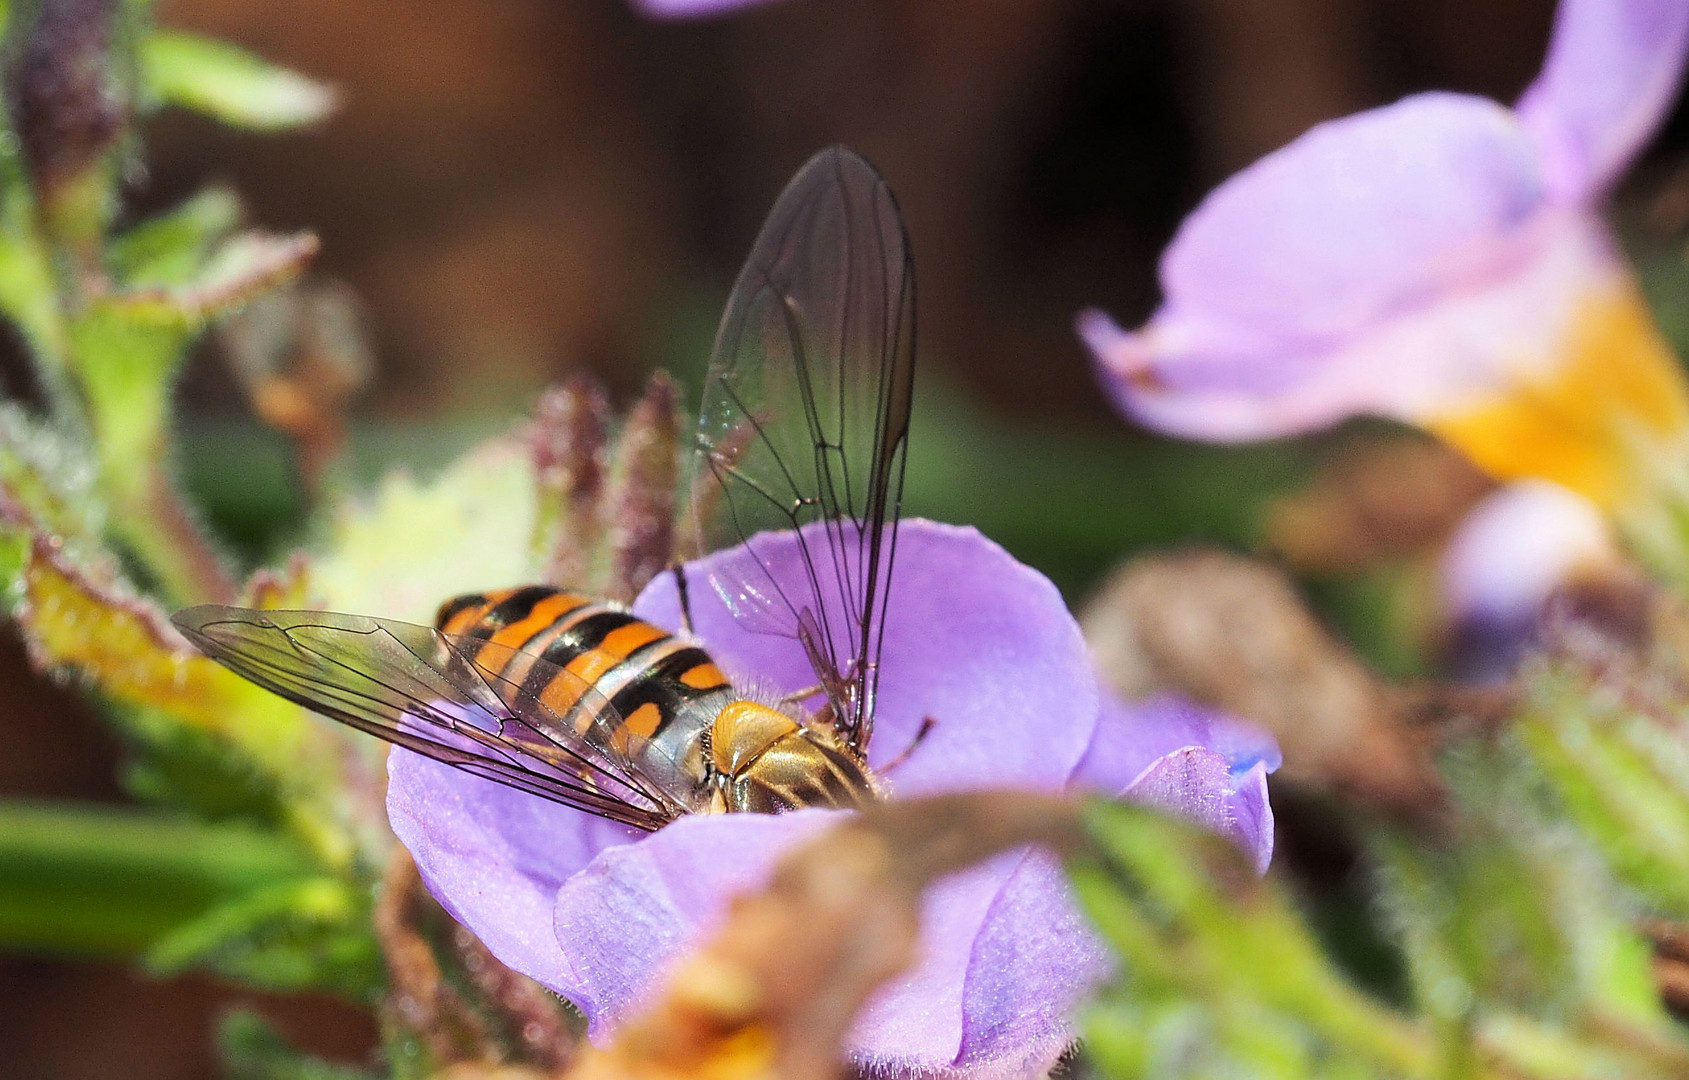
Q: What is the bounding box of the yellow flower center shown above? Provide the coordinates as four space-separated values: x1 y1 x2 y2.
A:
1427 283 1689 510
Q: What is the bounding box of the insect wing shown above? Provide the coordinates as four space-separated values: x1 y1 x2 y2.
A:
691 146 915 754
457 635 704 806
173 605 680 830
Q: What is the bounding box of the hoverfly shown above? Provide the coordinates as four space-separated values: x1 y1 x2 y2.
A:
174 146 915 831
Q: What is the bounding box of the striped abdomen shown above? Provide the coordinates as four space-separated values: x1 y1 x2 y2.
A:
436 585 732 808
436 584 878 817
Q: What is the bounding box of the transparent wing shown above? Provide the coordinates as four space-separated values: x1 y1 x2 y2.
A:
173 605 683 830
690 145 915 756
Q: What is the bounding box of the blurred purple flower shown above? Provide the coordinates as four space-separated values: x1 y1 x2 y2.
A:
387 521 1277 1078
1079 0 1689 510
629 0 782 18
1439 479 1618 679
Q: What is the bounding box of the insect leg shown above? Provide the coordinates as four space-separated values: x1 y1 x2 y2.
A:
880 715 937 774
779 684 825 706
672 564 695 636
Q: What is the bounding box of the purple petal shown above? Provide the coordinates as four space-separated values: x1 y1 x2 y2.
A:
553 809 839 1035
1226 762 1276 876
387 750 641 990
1125 748 1234 834
848 852 1025 1070
1517 0 1689 202
630 0 784 16
1123 746 1275 874
1085 202 1621 442
1081 93 1572 441
1071 692 1281 792
634 521 1099 795
953 849 1112 1075
1160 93 1544 350
553 808 1106 1076
1072 694 1277 874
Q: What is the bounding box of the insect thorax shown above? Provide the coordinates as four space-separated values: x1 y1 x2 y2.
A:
706 699 876 814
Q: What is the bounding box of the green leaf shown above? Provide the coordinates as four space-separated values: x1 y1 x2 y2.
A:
140 31 335 130
1370 736 1673 1034
108 187 243 287
18 534 287 744
146 875 382 998
1074 799 1434 1080
0 156 76 417
0 401 104 551
98 230 320 328
12 534 355 863
1517 661 1689 916
0 800 315 956
67 223 314 603
312 432 542 622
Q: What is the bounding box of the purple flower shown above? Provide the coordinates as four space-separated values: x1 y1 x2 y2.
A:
1439 479 1618 678
387 521 1277 1077
629 0 783 18
1080 0 1689 511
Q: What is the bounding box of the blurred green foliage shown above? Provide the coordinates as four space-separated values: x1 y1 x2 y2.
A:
220 1012 381 1080
0 802 314 954
1076 782 1689 1080
139 31 335 129
0 0 384 1013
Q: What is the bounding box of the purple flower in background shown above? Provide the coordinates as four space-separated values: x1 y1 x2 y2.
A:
630 0 782 19
1080 0 1689 511
387 521 1277 1078
1439 479 1619 679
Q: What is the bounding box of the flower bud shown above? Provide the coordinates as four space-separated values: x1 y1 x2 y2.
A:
601 370 681 602
8 0 125 205
531 372 610 589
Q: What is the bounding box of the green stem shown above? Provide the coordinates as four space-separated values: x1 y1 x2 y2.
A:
75 315 237 603
0 800 316 955
1477 1011 1689 1080
108 458 238 603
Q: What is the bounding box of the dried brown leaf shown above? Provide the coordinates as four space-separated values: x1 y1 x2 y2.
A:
1264 436 1494 576
1081 548 1444 817
571 792 1080 1080
376 848 497 1069
219 277 372 489
1644 918 1689 1019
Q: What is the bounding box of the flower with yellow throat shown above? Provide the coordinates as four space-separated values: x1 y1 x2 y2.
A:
1080 0 1689 576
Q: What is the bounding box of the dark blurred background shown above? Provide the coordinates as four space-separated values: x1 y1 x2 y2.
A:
0 0 1599 1075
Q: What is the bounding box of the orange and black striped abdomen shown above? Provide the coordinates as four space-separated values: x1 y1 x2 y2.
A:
435 587 733 773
